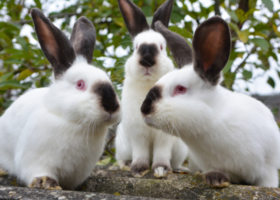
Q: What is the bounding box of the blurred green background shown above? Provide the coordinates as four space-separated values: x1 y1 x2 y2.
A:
0 0 279 114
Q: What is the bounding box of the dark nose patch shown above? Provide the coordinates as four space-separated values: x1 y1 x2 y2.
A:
141 85 162 115
94 83 119 114
138 43 158 67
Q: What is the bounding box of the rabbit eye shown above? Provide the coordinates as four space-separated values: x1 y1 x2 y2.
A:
160 45 163 50
173 85 187 96
76 80 86 91
136 44 138 49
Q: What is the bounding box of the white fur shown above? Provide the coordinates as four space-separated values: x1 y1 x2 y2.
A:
0 57 121 189
116 30 188 174
144 66 280 187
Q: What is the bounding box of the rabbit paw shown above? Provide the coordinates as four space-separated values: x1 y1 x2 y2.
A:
0 168 8 176
28 176 62 190
118 160 131 171
130 162 150 178
153 164 172 178
204 170 230 188
173 166 190 173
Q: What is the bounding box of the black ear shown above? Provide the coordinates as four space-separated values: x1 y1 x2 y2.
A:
151 0 174 30
70 16 96 64
117 0 149 38
155 21 192 68
31 8 76 79
192 16 231 85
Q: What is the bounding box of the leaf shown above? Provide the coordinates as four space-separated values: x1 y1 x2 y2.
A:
96 157 111 166
226 10 239 23
237 29 250 43
0 72 13 81
242 70 252 79
34 0 42 9
262 0 273 12
0 80 31 90
17 69 33 81
223 72 236 89
250 38 269 51
223 60 233 73
272 108 279 116
267 77 275 88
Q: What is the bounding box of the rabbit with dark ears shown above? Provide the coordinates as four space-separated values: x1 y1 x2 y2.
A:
0 8 121 190
141 17 280 188
115 0 188 178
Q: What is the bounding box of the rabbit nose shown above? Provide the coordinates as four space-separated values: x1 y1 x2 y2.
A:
138 43 158 68
141 85 162 115
94 83 119 114
139 55 156 67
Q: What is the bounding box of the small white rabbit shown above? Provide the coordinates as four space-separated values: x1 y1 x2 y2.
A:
115 0 188 178
141 18 280 188
0 8 121 190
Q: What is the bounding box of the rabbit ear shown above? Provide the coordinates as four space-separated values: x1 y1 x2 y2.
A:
70 16 96 64
192 16 231 85
31 8 76 79
155 21 192 68
117 0 149 38
151 0 174 30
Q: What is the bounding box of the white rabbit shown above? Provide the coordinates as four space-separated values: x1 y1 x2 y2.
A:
141 18 280 188
115 0 188 178
0 8 121 190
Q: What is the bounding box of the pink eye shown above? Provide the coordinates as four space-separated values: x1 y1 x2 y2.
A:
160 45 163 50
76 80 86 91
136 44 138 49
173 85 187 96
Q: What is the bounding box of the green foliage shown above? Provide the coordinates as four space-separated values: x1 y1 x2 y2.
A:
0 0 280 115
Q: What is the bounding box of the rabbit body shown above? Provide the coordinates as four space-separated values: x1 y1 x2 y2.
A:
0 60 120 189
141 18 280 187
155 66 280 186
116 30 188 177
0 9 121 190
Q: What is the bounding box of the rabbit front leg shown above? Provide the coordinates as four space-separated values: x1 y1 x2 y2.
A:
115 128 132 171
204 170 230 188
130 137 150 178
152 134 173 178
29 176 62 190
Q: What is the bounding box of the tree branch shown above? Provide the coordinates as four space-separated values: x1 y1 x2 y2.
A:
214 0 221 16
233 46 257 73
11 12 78 25
233 30 274 73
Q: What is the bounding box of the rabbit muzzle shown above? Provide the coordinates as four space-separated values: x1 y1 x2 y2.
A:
141 85 162 116
138 43 158 68
94 82 120 114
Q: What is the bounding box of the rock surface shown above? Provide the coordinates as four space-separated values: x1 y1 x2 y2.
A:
0 166 280 200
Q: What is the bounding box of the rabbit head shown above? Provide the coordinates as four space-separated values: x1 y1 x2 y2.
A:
31 8 121 126
118 0 175 82
140 17 231 136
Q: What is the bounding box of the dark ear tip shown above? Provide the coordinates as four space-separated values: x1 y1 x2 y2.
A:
30 8 46 20
206 16 229 26
77 16 94 25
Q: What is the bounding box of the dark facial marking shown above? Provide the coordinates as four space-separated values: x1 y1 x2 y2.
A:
138 43 159 67
94 83 119 114
141 86 162 115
